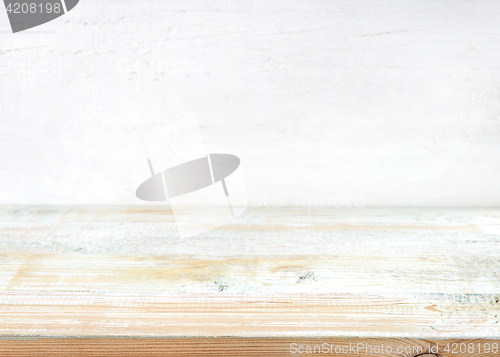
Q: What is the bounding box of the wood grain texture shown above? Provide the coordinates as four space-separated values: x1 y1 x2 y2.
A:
0 206 499 338
1 338 500 357
1 0 500 206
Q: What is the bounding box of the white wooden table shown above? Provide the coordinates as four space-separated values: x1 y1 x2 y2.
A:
0 206 499 356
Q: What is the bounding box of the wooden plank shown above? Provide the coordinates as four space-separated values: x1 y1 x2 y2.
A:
1 338 500 357
3 0 500 208
1 291 500 337
0 206 499 338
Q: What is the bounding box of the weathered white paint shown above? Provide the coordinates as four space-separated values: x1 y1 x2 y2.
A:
1 0 500 206
0 206 499 336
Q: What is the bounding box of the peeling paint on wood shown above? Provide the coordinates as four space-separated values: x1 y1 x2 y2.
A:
0 206 499 338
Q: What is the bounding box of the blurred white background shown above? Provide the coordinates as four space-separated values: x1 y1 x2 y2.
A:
0 0 499 206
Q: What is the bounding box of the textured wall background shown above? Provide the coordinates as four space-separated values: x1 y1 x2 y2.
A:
0 0 499 206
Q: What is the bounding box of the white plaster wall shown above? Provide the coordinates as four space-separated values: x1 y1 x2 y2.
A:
0 0 499 206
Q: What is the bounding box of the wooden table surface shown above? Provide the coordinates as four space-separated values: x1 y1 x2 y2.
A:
0 206 499 355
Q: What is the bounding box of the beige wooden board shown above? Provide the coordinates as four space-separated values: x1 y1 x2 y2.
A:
0 206 499 337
